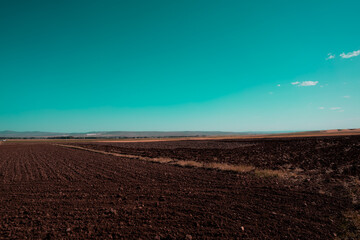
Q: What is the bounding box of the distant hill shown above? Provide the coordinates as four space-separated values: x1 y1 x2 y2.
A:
1 129 359 139
0 131 68 138
0 130 290 138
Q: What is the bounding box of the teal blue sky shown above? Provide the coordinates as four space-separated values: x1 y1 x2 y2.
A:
1 0 359 132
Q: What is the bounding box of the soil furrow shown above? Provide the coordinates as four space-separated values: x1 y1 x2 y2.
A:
0 141 356 239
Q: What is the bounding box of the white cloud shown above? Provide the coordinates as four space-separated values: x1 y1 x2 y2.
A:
340 49 360 59
326 53 335 60
277 84 281 87
339 109 345 112
298 81 319 87
343 96 350 98
330 107 341 110
269 92 273 95
319 107 325 110
291 81 318 86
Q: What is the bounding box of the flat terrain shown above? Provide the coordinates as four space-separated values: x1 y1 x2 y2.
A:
0 136 359 239
79 135 360 177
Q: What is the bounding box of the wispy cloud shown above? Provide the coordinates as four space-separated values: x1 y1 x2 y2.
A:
320 107 344 112
326 53 335 60
343 95 350 98
277 84 281 87
292 81 319 87
340 49 360 59
300 81 318 86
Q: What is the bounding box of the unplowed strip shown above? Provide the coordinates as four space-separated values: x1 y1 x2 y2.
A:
56 144 296 178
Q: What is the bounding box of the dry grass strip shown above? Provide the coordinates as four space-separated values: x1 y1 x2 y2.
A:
55 144 293 178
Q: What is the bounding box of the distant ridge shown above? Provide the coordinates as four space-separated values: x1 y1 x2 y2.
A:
0 130 290 138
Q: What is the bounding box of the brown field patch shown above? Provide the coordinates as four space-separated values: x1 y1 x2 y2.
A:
1 135 359 238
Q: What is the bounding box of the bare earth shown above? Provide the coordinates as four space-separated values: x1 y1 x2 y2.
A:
0 134 359 239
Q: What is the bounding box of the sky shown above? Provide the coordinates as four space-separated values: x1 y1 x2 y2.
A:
0 0 359 132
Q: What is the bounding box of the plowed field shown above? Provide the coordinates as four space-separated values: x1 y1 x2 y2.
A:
0 137 358 239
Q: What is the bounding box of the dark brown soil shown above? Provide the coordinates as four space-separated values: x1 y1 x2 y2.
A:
0 139 357 239
75 135 360 178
